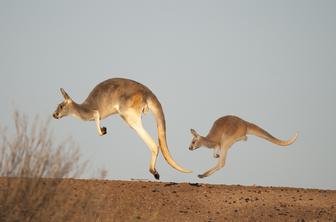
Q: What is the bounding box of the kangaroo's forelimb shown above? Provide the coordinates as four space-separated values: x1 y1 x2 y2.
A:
213 148 220 158
94 111 107 136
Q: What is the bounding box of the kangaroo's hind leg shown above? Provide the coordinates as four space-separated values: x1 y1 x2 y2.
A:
198 138 235 178
198 147 229 178
120 109 160 180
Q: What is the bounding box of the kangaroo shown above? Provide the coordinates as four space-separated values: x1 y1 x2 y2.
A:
189 115 298 178
52 78 192 180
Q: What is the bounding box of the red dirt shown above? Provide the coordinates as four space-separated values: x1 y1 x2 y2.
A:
2 178 336 221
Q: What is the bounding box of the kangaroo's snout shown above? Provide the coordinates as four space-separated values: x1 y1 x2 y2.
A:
53 113 59 119
189 146 197 151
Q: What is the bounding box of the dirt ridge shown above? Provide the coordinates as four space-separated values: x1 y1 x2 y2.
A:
1 178 335 221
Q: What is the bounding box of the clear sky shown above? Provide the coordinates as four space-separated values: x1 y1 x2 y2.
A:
1 0 335 189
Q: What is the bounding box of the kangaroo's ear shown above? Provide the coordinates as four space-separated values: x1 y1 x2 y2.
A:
60 88 71 100
190 129 199 137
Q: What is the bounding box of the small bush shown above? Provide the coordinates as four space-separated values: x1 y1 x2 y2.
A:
0 112 100 222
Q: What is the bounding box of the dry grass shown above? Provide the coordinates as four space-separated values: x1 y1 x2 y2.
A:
0 112 103 222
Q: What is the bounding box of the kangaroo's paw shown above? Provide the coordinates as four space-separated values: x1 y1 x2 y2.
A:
100 127 107 136
213 154 220 158
198 174 206 179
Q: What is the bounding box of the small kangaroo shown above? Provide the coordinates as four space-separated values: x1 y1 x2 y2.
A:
52 78 191 180
189 115 298 178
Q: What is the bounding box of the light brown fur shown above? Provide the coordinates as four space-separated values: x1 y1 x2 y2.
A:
189 115 298 178
53 78 191 180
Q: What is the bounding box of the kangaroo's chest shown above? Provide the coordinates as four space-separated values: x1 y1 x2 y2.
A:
98 102 120 119
87 93 119 119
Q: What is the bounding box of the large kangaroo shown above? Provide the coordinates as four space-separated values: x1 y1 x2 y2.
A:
52 78 191 179
189 115 298 178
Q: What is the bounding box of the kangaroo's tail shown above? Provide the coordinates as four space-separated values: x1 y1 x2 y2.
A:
246 122 298 146
147 96 192 173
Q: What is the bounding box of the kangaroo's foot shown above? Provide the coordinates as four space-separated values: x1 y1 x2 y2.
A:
198 174 206 179
154 171 160 180
238 136 247 141
100 127 107 136
150 169 160 180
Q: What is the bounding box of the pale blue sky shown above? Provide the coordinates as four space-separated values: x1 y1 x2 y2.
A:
1 0 335 189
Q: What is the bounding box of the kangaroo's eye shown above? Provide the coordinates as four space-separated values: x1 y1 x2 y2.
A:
60 104 64 109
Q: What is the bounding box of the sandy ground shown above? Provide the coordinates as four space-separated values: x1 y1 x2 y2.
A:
1 178 336 221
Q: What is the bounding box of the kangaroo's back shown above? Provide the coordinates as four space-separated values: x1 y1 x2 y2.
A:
83 78 154 116
84 78 153 103
206 116 248 142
